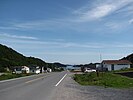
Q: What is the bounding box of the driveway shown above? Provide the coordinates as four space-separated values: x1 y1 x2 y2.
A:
51 72 133 100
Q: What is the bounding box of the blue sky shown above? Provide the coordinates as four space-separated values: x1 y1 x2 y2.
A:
0 0 133 64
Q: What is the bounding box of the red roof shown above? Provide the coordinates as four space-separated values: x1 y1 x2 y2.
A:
102 60 132 64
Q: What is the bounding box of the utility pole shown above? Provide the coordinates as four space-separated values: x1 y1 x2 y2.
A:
100 54 102 63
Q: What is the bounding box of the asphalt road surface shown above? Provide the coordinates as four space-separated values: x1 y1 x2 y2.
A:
0 71 67 100
1 71 133 100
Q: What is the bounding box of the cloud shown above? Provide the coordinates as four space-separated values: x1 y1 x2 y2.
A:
0 39 103 49
80 4 115 21
2 19 71 31
0 26 19 30
0 0 133 33
105 22 123 29
113 43 133 48
129 19 133 24
1 35 133 50
73 0 133 22
0 33 38 40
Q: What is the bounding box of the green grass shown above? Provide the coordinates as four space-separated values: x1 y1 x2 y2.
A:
112 68 133 73
74 72 133 88
0 73 35 81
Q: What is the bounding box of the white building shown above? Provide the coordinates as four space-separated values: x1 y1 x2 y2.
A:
102 60 131 71
14 66 30 74
29 66 41 74
22 66 30 73
47 68 52 72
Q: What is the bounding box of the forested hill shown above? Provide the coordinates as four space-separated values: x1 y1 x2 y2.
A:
122 53 133 63
0 44 46 71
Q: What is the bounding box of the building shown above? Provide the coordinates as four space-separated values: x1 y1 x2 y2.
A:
14 66 30 74
102 60 132 71
47 68 52 72
29 66 41 74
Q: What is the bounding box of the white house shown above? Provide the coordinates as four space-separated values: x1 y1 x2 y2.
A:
22 66 30 73
29 66 41 74
102 60 131 71
14 66 30 74
47 68 52 72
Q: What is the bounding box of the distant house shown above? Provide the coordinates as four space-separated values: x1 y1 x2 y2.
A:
73 67 82 72
29 66 41 74
95 63 101 68
14 66 30 74
66 65 74 70
47 68 52 72
102 60 132 71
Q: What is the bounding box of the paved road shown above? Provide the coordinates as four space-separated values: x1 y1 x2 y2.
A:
0 71 67 100
1 71 133 100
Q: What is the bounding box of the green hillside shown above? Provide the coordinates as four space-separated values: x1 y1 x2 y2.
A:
122 53 133 65
0 44 46 72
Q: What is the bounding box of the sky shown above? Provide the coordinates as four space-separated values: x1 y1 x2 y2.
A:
0 0 133 64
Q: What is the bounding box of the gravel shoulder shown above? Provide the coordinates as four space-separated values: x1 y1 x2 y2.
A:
51 72 133 100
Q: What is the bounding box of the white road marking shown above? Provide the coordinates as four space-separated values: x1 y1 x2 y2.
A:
55 73 67 86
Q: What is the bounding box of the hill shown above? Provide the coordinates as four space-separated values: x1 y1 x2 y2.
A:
122 53 133 64
53 62 66 68
0 44 47 72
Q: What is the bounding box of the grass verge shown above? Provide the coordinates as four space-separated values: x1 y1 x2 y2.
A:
74 72 133 88
112 68 133 73
0 73 35 81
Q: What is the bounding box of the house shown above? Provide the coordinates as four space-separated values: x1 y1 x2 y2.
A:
29 66 41 74
102 60 132 71
66 65 74 70
47 68 52 72
95 63 101 68
73 67 82 72
14 66 30 74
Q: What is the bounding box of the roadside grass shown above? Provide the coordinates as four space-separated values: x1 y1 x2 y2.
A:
112 68 133 73
0 73 35 81
74 72 133 88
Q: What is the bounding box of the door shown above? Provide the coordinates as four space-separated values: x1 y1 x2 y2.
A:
111 64 114 71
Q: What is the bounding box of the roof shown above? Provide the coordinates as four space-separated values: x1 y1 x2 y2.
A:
102 60 132 64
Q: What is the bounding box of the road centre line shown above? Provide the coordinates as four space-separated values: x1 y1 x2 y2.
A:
0 74 53 92
25 76 45 84
55 73 67 87
0 77 45 92
25 74 53 84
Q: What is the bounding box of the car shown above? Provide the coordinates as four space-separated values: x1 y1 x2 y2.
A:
84 68 96 73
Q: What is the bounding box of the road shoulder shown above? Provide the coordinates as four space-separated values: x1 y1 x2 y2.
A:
51 72 133 100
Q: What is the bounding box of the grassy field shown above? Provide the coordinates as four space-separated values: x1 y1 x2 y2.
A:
74 72 133 88
0 73 35 81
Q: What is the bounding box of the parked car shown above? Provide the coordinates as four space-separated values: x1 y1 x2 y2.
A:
84 68 96 73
